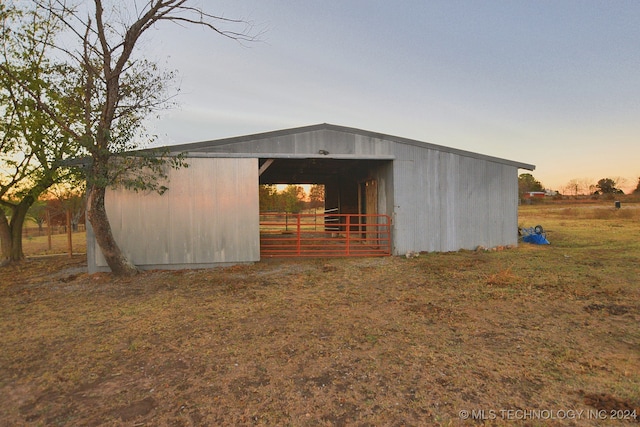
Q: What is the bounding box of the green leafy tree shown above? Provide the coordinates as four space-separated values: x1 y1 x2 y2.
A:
308 184 325 210
596 178 623 195
0 3 80 264
281 185 305 213
518 173 544 199
259 184 278 211
26 1 256 276
27 200 48 233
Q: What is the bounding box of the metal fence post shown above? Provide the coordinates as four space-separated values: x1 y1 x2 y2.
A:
345 215 351 255
296 214 301 255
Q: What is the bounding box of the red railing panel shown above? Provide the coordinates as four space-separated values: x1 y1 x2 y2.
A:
259 213 392 257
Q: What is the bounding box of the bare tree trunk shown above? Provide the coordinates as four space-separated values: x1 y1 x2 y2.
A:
0 210 11 266
9 200 31 262
87 185 138 276
0 197 34 264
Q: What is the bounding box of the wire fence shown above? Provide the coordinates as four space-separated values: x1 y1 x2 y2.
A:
22 223 86 237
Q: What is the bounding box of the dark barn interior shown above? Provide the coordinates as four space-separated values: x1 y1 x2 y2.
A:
258 158 389 216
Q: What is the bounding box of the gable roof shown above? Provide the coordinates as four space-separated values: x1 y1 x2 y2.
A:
163 123 535 170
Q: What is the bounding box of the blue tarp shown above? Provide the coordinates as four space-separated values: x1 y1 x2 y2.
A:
521 225 550 245
522 233 550 245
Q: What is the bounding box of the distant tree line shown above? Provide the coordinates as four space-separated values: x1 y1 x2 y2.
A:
259 184 324 213
519 174 637 201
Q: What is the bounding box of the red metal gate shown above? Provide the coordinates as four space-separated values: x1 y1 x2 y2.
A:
260 213 392 257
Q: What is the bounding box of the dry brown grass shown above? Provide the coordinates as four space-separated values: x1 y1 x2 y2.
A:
1 202 639 426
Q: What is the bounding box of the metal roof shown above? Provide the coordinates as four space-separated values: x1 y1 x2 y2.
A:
163 123 535 171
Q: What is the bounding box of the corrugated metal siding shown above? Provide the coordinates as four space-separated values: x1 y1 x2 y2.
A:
371 161 394 217
89 158 259 272
392 144 519 254
167 124 534 171
83 125 528 272
186 129 394 157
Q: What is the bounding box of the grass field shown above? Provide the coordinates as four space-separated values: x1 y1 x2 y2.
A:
1 202 638 425
21 231 87 257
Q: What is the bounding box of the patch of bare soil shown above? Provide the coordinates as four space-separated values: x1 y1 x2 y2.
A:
1 250 639 426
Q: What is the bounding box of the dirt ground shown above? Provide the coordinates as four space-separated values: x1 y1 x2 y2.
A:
1 203 639 426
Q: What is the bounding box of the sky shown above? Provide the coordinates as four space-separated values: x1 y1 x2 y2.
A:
140 1 640 193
